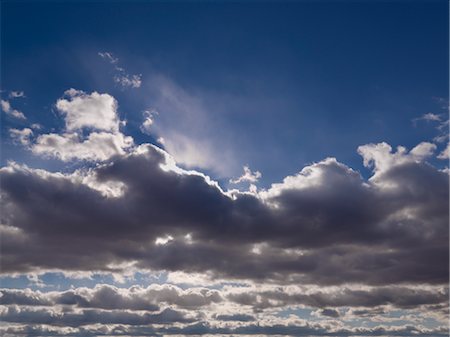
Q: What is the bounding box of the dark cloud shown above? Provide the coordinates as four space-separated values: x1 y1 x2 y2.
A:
1 284 222 310
1 144 448 287
0 306 192 327
1 284 448 320
226 286 449 310
0 321 448 337
318 308 340 318
215 313 256 322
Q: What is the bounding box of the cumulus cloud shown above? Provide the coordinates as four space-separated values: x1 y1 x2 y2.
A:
1 99 26 120
0 284 447 336
32 131 133 162
1 91 448 337
56 89 120 132
0 321 447 337
1 141 447 287
357 141 436 179
0 306 192 327
21 90 133 162
1 284 222 310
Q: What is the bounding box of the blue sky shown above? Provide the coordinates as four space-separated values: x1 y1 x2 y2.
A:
0 1 449 336
2 1 448 184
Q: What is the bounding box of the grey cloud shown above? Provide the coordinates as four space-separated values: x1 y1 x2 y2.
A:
227 286 449 310
0 316 448 337
0 306 192 327
1 284 222 311
215 313 256 322
318 308 340 318
1 284 447 315
0 143 448 287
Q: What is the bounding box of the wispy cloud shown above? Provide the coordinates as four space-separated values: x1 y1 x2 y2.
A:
99 51 142 89
230 165 262 184
1 99 26 120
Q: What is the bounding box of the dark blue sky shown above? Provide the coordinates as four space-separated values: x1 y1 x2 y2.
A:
1 0 448 185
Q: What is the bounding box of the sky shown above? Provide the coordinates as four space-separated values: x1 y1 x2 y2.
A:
0 1 449 336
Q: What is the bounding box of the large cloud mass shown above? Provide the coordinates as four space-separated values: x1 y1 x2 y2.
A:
1 142 448 285
1 90 448 336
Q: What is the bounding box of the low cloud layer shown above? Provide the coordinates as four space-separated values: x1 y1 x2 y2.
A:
1 89 448 336
1 140 448 286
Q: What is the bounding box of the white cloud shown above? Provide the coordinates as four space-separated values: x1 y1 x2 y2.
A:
32 131 133 162
230 165 262 184
415 113 441 122
437 143 450 160
9 128 33 145
99 51 142 89
1 99 26 120
24 90 134 162
56 89 120 132
357 142 436 178
30 123 42 130
9 91 25 98
409 142 437 160
114 74 142 88
98 51 119 64
140 109 158 135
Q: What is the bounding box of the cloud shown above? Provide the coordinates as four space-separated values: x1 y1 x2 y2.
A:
98 51 119 64
20 90 133 162
1 99 26 120
317 308 340 318
56 89 120 132
0 284 447 335
9 128 33 146
413 111 449 144
230 165 262 184
357 141 436 179
226 285 448 310
1 284 222 310
139 109 157 135
437 143 449 160
0 321 448 337
32 131 133 162
98 51 142 89
414 112 442 123
114 74 142 88
0 306 192 327
9 91 25 99
0 141 447 287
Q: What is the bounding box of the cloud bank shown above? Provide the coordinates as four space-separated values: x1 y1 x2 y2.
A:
1 89 448 336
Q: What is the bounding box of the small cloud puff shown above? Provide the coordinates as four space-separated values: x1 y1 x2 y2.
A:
140 109 158 135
